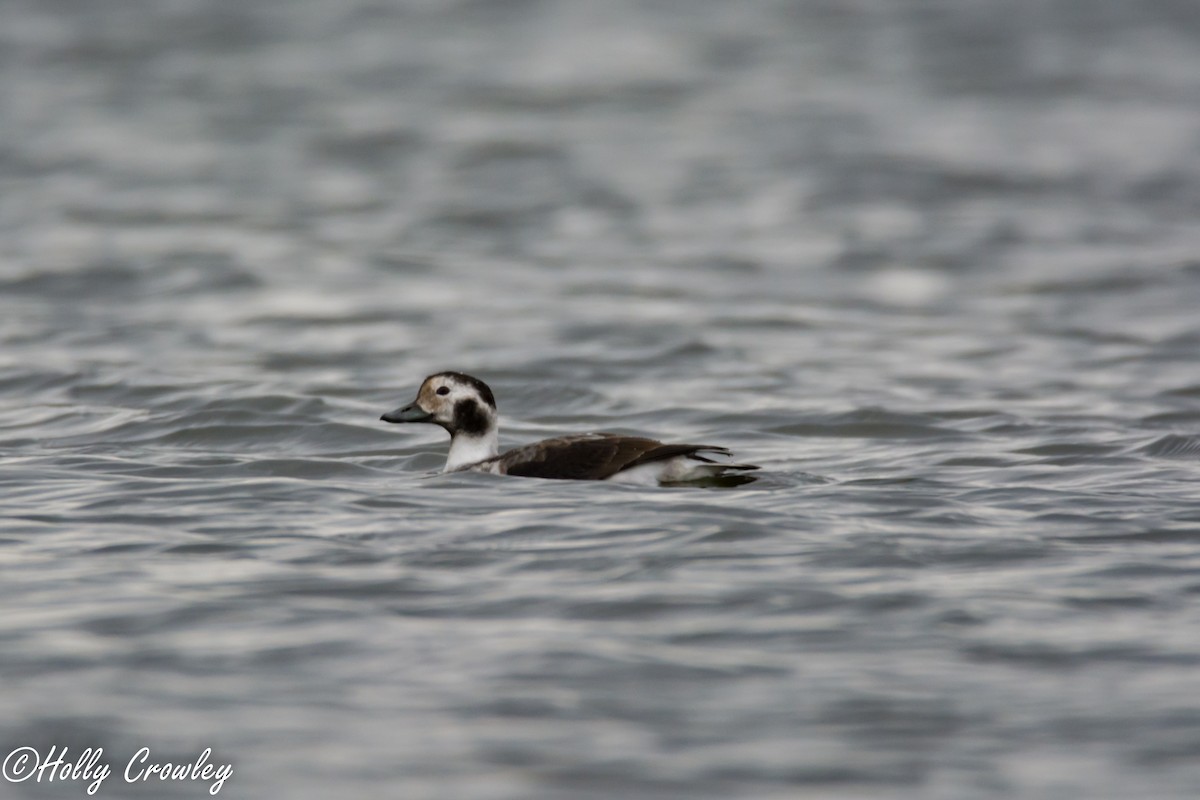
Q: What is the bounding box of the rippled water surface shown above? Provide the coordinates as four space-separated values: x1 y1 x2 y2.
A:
4 1 1200 798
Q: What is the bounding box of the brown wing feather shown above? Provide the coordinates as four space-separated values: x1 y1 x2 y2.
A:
502 434 663 480
624 442 732 469
501 435 744 480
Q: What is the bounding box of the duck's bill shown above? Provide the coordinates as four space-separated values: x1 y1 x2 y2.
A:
380 403 433 423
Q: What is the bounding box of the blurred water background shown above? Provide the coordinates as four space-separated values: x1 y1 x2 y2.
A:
3 1 1200 798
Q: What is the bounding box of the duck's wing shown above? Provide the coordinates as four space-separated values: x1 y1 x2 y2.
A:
500 434 656 480
500 434 745 481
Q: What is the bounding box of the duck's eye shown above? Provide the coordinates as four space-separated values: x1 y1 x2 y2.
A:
436 386 450 396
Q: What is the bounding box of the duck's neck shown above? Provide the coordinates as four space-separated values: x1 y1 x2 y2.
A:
444 427 499 472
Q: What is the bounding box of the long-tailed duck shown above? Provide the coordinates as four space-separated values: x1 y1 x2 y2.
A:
380 371 759 485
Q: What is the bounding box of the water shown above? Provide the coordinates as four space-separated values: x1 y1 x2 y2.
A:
3 1 1200 798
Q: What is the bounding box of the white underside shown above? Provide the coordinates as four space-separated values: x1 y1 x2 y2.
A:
604 457 728 485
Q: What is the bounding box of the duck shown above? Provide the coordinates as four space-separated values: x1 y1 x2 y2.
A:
380 371 759 485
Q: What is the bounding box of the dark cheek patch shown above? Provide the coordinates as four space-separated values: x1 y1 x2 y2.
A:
454 399 490 436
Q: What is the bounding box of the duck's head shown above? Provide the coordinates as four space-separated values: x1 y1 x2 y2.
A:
381 371 497 437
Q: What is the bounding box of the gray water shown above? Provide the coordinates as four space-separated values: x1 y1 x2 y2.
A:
3 1 1200 798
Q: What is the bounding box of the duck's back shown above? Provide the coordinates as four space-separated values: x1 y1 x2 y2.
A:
484 433 754 482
